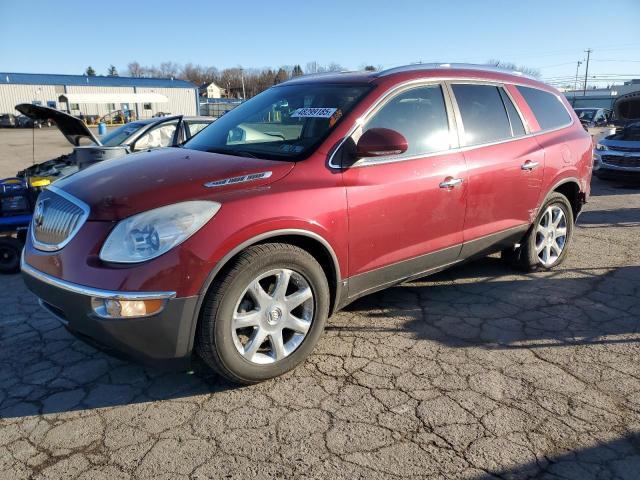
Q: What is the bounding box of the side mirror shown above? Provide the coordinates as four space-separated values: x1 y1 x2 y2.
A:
356 128 408 158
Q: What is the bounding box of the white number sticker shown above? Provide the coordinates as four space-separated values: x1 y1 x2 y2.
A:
291 107 337 118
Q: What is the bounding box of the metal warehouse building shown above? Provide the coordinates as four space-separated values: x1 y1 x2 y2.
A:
0 72 199 119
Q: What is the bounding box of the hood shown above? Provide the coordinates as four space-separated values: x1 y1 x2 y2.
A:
613 91 640 123
15 103 101 147
53 148 295 220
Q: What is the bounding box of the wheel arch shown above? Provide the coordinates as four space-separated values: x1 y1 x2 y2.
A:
196 229 342 320
542 177 584 221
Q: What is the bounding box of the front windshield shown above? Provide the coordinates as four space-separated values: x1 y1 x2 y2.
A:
184 84 371 161
575 109 597 121
100 122 146 147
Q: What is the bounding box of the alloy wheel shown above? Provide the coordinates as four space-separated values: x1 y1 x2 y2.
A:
231 268 314 365
535 205 567 267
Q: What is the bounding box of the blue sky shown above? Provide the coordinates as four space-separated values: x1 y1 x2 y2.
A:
1 0 639 87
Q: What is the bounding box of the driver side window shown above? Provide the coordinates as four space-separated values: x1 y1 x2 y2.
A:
362 84 451 158
133 121 178 151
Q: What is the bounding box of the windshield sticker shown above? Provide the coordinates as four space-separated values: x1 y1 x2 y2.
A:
291 107 337 118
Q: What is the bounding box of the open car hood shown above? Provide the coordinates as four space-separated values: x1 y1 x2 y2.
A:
613 92 640 124
15 103 101 147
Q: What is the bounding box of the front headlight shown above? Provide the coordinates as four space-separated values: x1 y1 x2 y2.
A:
595 143 608 151
99 201 221 263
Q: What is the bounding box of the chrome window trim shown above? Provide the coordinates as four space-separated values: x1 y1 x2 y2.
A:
328 76 574 170
21 255 176 301
31 186 91 252
446 80 529 147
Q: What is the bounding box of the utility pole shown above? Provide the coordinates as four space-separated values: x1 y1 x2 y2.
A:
583 48 592 96
572 60 582 106
240 69 246 100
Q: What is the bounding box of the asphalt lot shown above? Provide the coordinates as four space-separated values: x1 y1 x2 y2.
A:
1 128 640 479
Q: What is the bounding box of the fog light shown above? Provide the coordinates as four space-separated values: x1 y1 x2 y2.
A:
91 298 166 318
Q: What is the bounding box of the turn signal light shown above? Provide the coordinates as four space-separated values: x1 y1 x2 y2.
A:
91 298 166 318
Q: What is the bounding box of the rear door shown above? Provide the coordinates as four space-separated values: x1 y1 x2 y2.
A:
449 82 544 255
340 83 468 296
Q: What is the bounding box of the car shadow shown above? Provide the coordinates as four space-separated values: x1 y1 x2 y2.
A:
335 259 640 350
578 208 640 228
469 431 640 479
590 176 640 196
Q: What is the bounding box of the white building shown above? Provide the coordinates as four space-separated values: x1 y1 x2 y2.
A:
0 72 199 119
200 81 225 99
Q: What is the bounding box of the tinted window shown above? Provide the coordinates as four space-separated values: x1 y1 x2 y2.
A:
452 84 512 145
516 86 571 130
364 85 450 156
499 88 526 136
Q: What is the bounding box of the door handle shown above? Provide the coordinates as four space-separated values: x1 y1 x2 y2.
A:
521 160 540 171
439 177 463 189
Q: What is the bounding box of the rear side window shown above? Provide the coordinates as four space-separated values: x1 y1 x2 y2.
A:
516 86 572 131
452 84 512 145
364 84 451 157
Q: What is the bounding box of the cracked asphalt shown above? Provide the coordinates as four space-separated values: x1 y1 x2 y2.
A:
1 176 639 479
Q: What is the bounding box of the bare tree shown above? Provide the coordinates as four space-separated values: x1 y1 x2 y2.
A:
127 62 144 77
486 59 541 78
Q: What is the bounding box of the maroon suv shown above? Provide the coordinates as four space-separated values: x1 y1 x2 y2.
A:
22 64 593 383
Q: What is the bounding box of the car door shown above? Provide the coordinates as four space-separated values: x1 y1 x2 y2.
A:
183 119 212 141
448 82 544 256
339 83 468 297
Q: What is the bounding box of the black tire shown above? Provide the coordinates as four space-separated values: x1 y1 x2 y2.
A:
195 243 330 384
0 237 23 274
502 192 574 272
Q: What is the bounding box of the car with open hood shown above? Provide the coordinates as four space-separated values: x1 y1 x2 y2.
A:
21 64 593 384
593 91 640 181
14 104 213 180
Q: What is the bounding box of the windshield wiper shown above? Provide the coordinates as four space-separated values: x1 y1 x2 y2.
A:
206 148 258 158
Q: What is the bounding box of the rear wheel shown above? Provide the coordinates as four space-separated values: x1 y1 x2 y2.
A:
502 192 574 272
0 237 23 274
196 243 330 384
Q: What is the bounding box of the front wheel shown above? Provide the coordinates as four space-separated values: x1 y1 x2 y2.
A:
196 243 330 384
0 237 23 274
503 192 574 272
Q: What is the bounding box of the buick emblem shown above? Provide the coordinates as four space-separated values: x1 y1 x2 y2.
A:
33 199 47 228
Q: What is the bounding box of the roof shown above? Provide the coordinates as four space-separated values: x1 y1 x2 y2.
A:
282 63 541 87
0 72 197 89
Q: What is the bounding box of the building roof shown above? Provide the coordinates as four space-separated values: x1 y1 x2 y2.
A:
0 72 197 89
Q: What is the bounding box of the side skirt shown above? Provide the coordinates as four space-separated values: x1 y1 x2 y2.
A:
339 224 529 309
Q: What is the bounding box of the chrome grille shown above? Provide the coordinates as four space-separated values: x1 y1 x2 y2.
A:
31 187 89 251
607 145 640 153
601 155 640 168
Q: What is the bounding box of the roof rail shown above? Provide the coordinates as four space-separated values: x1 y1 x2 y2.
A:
375 63 536 80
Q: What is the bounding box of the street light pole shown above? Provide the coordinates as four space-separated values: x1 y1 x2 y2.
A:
583 48 592 96
572 60 582 106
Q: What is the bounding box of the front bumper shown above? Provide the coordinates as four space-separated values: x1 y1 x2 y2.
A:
21 258 200 370
593 151 640 181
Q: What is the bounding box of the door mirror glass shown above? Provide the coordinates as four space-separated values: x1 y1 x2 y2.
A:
356 128 408 158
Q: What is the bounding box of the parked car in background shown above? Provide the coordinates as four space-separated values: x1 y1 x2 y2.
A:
594 121 640 181
16 115 52 128
593 92 640 182
21 64 592 384
574 107 611 129
0 114 17 127
15 104 214 180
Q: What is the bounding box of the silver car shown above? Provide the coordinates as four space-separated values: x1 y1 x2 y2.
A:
593 92 640 182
